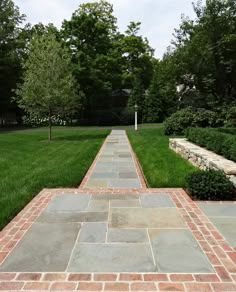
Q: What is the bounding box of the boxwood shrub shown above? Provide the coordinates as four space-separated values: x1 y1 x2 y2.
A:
186 170 234 200
185 128 236 162
163 107 221 135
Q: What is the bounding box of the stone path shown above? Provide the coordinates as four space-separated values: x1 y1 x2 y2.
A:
80 130 146 189
0 130 236 291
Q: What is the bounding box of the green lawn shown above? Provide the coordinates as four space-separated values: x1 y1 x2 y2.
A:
0 129 109 230
128 128 196 188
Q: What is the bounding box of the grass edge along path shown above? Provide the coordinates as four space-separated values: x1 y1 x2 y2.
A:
0 129 109 230
128 128 196 188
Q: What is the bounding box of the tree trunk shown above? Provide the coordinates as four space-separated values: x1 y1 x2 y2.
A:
48 113 52 141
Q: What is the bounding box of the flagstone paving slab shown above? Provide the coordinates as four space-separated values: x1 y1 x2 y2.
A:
67 244 155 272
91 194 140 200
110 199 140 208
45 194 90 212
109 208 186 228
37 211 108 223
197 203 236 217
0 222 80 272
107 229 149 243
78 223 107 243
209 217 236 247
140 193 175 208
198 203 236 247
108 179 140 188
149 229 214 273
87 200 109 212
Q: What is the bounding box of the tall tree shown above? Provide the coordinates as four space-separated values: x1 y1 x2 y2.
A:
122 22 154 90
16 33 81 140
0 0 25 124
172 0 236 108
61 1 122 121
121 22 154 120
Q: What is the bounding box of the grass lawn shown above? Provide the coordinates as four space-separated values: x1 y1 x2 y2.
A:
1 123 162 132
0 129 109 230
128 128 196 188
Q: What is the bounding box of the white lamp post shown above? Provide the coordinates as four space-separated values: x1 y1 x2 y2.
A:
134 103 138 131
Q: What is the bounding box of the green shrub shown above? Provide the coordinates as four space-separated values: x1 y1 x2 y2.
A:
224 106 236 128
186 170 234 200
163 107 222 135
185 128 236 162
163 107 196 135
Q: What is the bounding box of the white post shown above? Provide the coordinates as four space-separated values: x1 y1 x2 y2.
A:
135 110 138 131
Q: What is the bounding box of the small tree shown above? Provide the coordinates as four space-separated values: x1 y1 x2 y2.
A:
16 32 81 140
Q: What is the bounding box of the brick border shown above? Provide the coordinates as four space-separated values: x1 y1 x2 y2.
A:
79 134 110 189
1 188 236 291
125 131 147 189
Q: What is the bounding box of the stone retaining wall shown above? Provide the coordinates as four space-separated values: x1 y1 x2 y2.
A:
169 138 236 187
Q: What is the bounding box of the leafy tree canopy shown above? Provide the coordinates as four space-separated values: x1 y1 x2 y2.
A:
16 32 82 140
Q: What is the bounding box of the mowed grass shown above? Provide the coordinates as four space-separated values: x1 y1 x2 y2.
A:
128 128 196 188
0 129 109 230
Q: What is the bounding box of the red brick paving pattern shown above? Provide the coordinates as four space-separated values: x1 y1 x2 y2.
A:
0 188 236 290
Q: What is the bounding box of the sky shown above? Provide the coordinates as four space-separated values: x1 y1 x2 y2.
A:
14 0 201 58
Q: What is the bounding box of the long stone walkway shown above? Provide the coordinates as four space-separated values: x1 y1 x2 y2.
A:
0 130 236 291
81 130 145 189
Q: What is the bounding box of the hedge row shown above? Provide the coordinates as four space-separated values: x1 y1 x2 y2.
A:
185 128 236 162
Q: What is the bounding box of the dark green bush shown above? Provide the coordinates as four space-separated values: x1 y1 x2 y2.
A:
186 170 234 200
163 107 222 135
163 108 196 135
185 128 236 162
224 106 236 128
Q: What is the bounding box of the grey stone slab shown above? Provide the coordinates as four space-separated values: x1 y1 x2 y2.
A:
91 194 139 201
209 217 236 246
45 194 90 212
140 194 175 208
149 229 214 273
87 200 109 212
37 212 108 223
90 172 118 179
98 157 113 162
79 223 107 243
92 166 117 173
110 200 140 208
119 167 137 173
0 222 80 272
85 180 108 188
118 153 132 158
109 208 186 228
118 162 135 168
119 172 138 179
95 162 116 168
113 158 133 162
67 244 155 272
197 203 236 217
108 179 141 188
108 229 148 243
